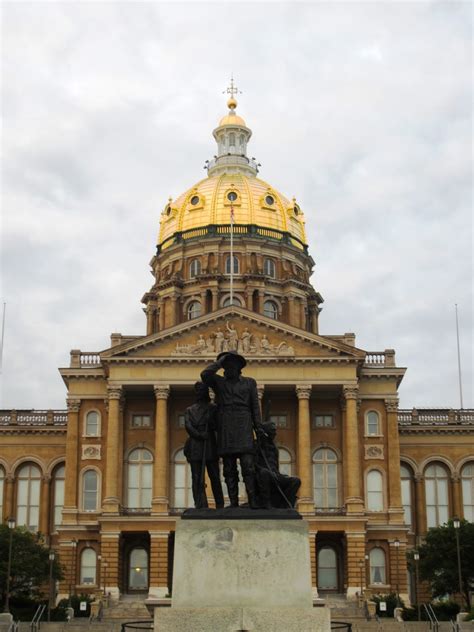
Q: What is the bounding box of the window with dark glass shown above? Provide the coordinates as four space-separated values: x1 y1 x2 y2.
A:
189 259 201 278
131 414 151 428
225 255 239 274
265 195 275 206
263 258 276 277
187 301 201 320
263 300 278 319
227 191 238 202
313 415 335 428
190 195 200 205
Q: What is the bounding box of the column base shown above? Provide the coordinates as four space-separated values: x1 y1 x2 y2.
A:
61 507 79 524
147 586 169 600
388 507 406 524
297 498 314 515
102 502 120 514
345 497 365 513
152 498 169 514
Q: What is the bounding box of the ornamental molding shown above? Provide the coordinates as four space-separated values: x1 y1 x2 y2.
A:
67 399 81 413
107 386 122 400
364 445 384 460
154 385 170 400
82 445 101 460
385 398 399 413
343 385 359 400
295 385 312 400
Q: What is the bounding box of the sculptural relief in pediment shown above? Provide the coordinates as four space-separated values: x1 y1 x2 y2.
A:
172 321 295 357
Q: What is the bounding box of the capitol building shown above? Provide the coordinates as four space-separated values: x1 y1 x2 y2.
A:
1 88 473 606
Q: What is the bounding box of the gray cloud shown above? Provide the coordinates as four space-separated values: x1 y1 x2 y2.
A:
1 1 472 410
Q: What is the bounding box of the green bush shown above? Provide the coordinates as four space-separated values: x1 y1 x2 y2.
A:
431 600 460 621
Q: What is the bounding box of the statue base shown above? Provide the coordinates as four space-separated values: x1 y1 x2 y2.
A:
182 506 301 519
153 518 330 632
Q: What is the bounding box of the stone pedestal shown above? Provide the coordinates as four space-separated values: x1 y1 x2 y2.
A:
154 519 330 632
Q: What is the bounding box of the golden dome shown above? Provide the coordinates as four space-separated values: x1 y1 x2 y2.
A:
159 173 306 249
218 111 247 127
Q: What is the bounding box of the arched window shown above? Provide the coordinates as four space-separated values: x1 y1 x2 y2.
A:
229 132 235 148
127 448 153 509
80 548 97 585
187 301 201 320
16 463 41 530
366 411 380 436
263 300 278 320
173 449 193 510
263 258 276 278
400 464 413 528
223 296 242 307
425 463 449 528
82 470 99 511
0 467 4 521
369 548 386 584
53 465 65 529
313 448 339 508
85 411 99 437
366 470 384 511
129 548 149 590
462 463 474 522
278 448 292 476
225 255 239 274
189 259 201 278
318 547 338 590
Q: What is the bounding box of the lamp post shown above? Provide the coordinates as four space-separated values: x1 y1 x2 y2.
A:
358 560 364 599
453 518 463 609
47 551 55 622
103 561 108 599
68 539 77 608
394 539 400 609
3 517 16 614
413 550 420 621
97 554 102 598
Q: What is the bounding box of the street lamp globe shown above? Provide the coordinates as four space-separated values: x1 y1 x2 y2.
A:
453 517 460 529
7 517 16 529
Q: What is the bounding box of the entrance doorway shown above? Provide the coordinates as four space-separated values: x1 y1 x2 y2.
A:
318 547 338 590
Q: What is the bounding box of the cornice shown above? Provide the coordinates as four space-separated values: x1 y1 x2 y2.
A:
0 427 67 436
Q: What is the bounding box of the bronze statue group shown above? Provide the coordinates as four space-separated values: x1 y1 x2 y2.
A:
183 351 301 511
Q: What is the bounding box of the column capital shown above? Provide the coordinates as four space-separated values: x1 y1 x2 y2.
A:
154 385 170 400
451 474 461 483
414 474 424 484
42 474 52 483
67 398 81 413
107 386 122 400
296 384 312 400
385 398 399 413
343 385 359 400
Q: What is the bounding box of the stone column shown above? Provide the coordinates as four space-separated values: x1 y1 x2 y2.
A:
39 475 51 538
451 475 463 519
148 532 170 599
343 386 364 513
101 533 120 601
200 291 207 316
309 530 318 598
4 476 14 520
103 387 122 513
287 295 296 326
258 290 265 314
153 385 170 514
211 290 219 311
414 475 426 538
158 300 165 331
345 532 366 599
63 399 81 523
385 398 404 523
170 294 179 326
146 307 154 336
295 385 314 514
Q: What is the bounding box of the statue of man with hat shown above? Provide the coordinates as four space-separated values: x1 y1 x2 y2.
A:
201 350 263 509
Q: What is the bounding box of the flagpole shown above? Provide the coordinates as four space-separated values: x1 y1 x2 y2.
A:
230 203 234 305
455 303 464 409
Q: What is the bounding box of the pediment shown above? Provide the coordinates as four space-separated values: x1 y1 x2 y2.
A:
100 307 365 363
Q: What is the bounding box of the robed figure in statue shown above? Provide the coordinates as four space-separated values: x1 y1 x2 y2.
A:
201 351 264 509
183 381 224 509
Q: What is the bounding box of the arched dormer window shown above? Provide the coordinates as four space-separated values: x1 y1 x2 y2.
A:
263 258 276 278
366 469 384 511
425 463 449 528
263 300 278 320
80 548 97 585
187 301 201 320
82 470 99 511
85 411 100 437
366 411 381 436
225 255 239 275
189 259 201 278
16 463 41 530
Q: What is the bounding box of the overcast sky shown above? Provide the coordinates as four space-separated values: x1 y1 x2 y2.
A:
1 1 472 410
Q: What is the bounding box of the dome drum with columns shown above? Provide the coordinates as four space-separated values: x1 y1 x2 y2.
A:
143 95 323 334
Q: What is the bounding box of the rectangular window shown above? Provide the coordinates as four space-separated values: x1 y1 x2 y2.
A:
177 414 186 429
131 414 152 428
313 415 334 428
269 414 288 428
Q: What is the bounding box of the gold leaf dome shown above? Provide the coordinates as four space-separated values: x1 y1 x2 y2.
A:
159 172 307 249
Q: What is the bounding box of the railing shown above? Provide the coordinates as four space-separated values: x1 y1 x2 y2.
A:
30 604 46 632
364 350 396 367
423 603 439 631
158 223 308 253
7 622 19 632
70 350 101 367
398 408 474 426
0 410 67 426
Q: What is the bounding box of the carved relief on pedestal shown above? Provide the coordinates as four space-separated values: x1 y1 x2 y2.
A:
172 321 295 356
82 445 101 460
364 445 384 460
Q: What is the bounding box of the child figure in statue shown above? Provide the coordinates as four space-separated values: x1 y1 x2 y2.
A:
184 381 224 509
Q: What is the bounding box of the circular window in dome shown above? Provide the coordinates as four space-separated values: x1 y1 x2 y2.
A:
294 205 299 216
227 191 238 202
265 195 275 206
190 195 200 206
166 205 171 216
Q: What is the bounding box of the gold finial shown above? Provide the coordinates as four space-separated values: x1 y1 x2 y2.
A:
223 74 242 110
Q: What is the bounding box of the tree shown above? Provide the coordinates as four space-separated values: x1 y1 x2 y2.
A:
0 525 63 607
417 519 474 610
